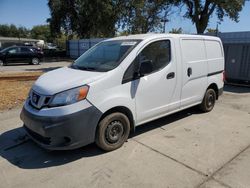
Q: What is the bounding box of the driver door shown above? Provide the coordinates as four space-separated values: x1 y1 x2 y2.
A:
133 39 178 125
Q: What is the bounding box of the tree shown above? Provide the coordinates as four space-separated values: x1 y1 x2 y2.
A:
169 27 183 33
47 0 179 37
0 24 30 38
207 28 219 34
119 0 177 34
47 0 123 38
178 0 246 34
0 24 12 37
30 25 52 42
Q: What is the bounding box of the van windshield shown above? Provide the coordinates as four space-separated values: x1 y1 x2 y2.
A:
72 40 140 72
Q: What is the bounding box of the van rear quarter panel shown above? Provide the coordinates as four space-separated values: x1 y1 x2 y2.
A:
205 39 225 90
205 40 224 75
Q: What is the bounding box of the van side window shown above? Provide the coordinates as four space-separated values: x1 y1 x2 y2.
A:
122 57 140 84
122 40 171 84
139 40 171 74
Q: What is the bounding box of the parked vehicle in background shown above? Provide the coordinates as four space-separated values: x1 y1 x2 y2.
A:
21 34 225 152
0 46 43 66
46 43 57 50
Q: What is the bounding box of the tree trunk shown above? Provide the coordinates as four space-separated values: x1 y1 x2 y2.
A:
196 19 208 34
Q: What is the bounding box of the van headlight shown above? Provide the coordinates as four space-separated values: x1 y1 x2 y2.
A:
49 86 89 107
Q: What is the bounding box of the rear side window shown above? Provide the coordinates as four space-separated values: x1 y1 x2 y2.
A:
181 39 206 62
21 47 31 53
139 40 171 73
205 40 223 59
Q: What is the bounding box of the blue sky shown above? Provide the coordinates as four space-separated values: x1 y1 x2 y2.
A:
0 0 50 28
0 0 249 33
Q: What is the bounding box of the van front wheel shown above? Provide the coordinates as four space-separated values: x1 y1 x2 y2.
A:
200 89 216 112
95 112 130 151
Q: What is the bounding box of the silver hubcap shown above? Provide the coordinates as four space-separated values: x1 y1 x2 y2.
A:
32 58 39 65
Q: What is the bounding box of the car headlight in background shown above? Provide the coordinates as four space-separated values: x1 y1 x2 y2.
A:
49 85 89 107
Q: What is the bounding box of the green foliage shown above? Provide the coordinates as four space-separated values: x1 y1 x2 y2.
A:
47 0 179 37
177 0 246 34
207 28 218 34
30 25 53 42
119 0 174 34
169 27 183 34
0 24 30 38
47 0 122 38
0 24 66 49
54 34 68 49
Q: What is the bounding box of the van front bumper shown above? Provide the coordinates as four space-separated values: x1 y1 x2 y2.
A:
20 104 102 150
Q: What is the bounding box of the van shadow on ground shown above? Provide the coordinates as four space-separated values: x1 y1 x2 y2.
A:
0 107 200 170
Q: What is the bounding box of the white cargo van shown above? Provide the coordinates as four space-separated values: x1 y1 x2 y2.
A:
21 34 224 151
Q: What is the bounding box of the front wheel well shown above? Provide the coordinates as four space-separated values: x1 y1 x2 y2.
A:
207 83 219 99
97 106 135 133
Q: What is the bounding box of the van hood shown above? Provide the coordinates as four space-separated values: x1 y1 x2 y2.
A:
32 67 106 95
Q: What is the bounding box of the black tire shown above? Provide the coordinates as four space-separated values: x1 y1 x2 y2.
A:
199 88 216 112
31 57 40 65
95 112 130 151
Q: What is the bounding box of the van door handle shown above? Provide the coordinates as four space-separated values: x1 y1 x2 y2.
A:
167 72 175 79
187 68 192 77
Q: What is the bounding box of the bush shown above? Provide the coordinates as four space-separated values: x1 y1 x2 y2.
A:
43 49 67 58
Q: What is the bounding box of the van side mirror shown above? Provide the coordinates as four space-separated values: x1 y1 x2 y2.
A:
139 60 153 76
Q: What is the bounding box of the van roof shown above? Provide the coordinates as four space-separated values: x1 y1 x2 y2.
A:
107 33 220 41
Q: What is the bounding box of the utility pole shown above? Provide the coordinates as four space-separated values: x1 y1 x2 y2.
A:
161 18 169 33
216 23 219 36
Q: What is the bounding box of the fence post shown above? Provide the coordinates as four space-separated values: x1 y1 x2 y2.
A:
78 40 80 57
89 38 91 50
66 40 69 57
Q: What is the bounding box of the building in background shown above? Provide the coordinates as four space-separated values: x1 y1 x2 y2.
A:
0 37 44 49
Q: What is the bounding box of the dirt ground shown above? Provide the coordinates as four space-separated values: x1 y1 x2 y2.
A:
0 61 71 112
0 72 42 111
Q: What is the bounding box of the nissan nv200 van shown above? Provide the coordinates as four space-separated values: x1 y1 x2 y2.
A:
21 34 224 151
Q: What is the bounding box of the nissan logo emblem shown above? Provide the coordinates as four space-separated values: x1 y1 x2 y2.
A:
32 94 38 103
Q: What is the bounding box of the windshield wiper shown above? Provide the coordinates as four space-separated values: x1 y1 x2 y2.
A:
77 66 97 71
71 64 79 69
71 64 96 71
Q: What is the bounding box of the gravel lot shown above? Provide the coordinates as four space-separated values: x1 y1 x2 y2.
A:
0 85 250 188
0 61 72 73
0 61 72 111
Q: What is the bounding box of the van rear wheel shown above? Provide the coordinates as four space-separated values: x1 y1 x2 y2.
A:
200 89 216 112
95 112 130 151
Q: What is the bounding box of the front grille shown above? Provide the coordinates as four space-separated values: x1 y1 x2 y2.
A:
29 90 51 109
24 126 51 145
